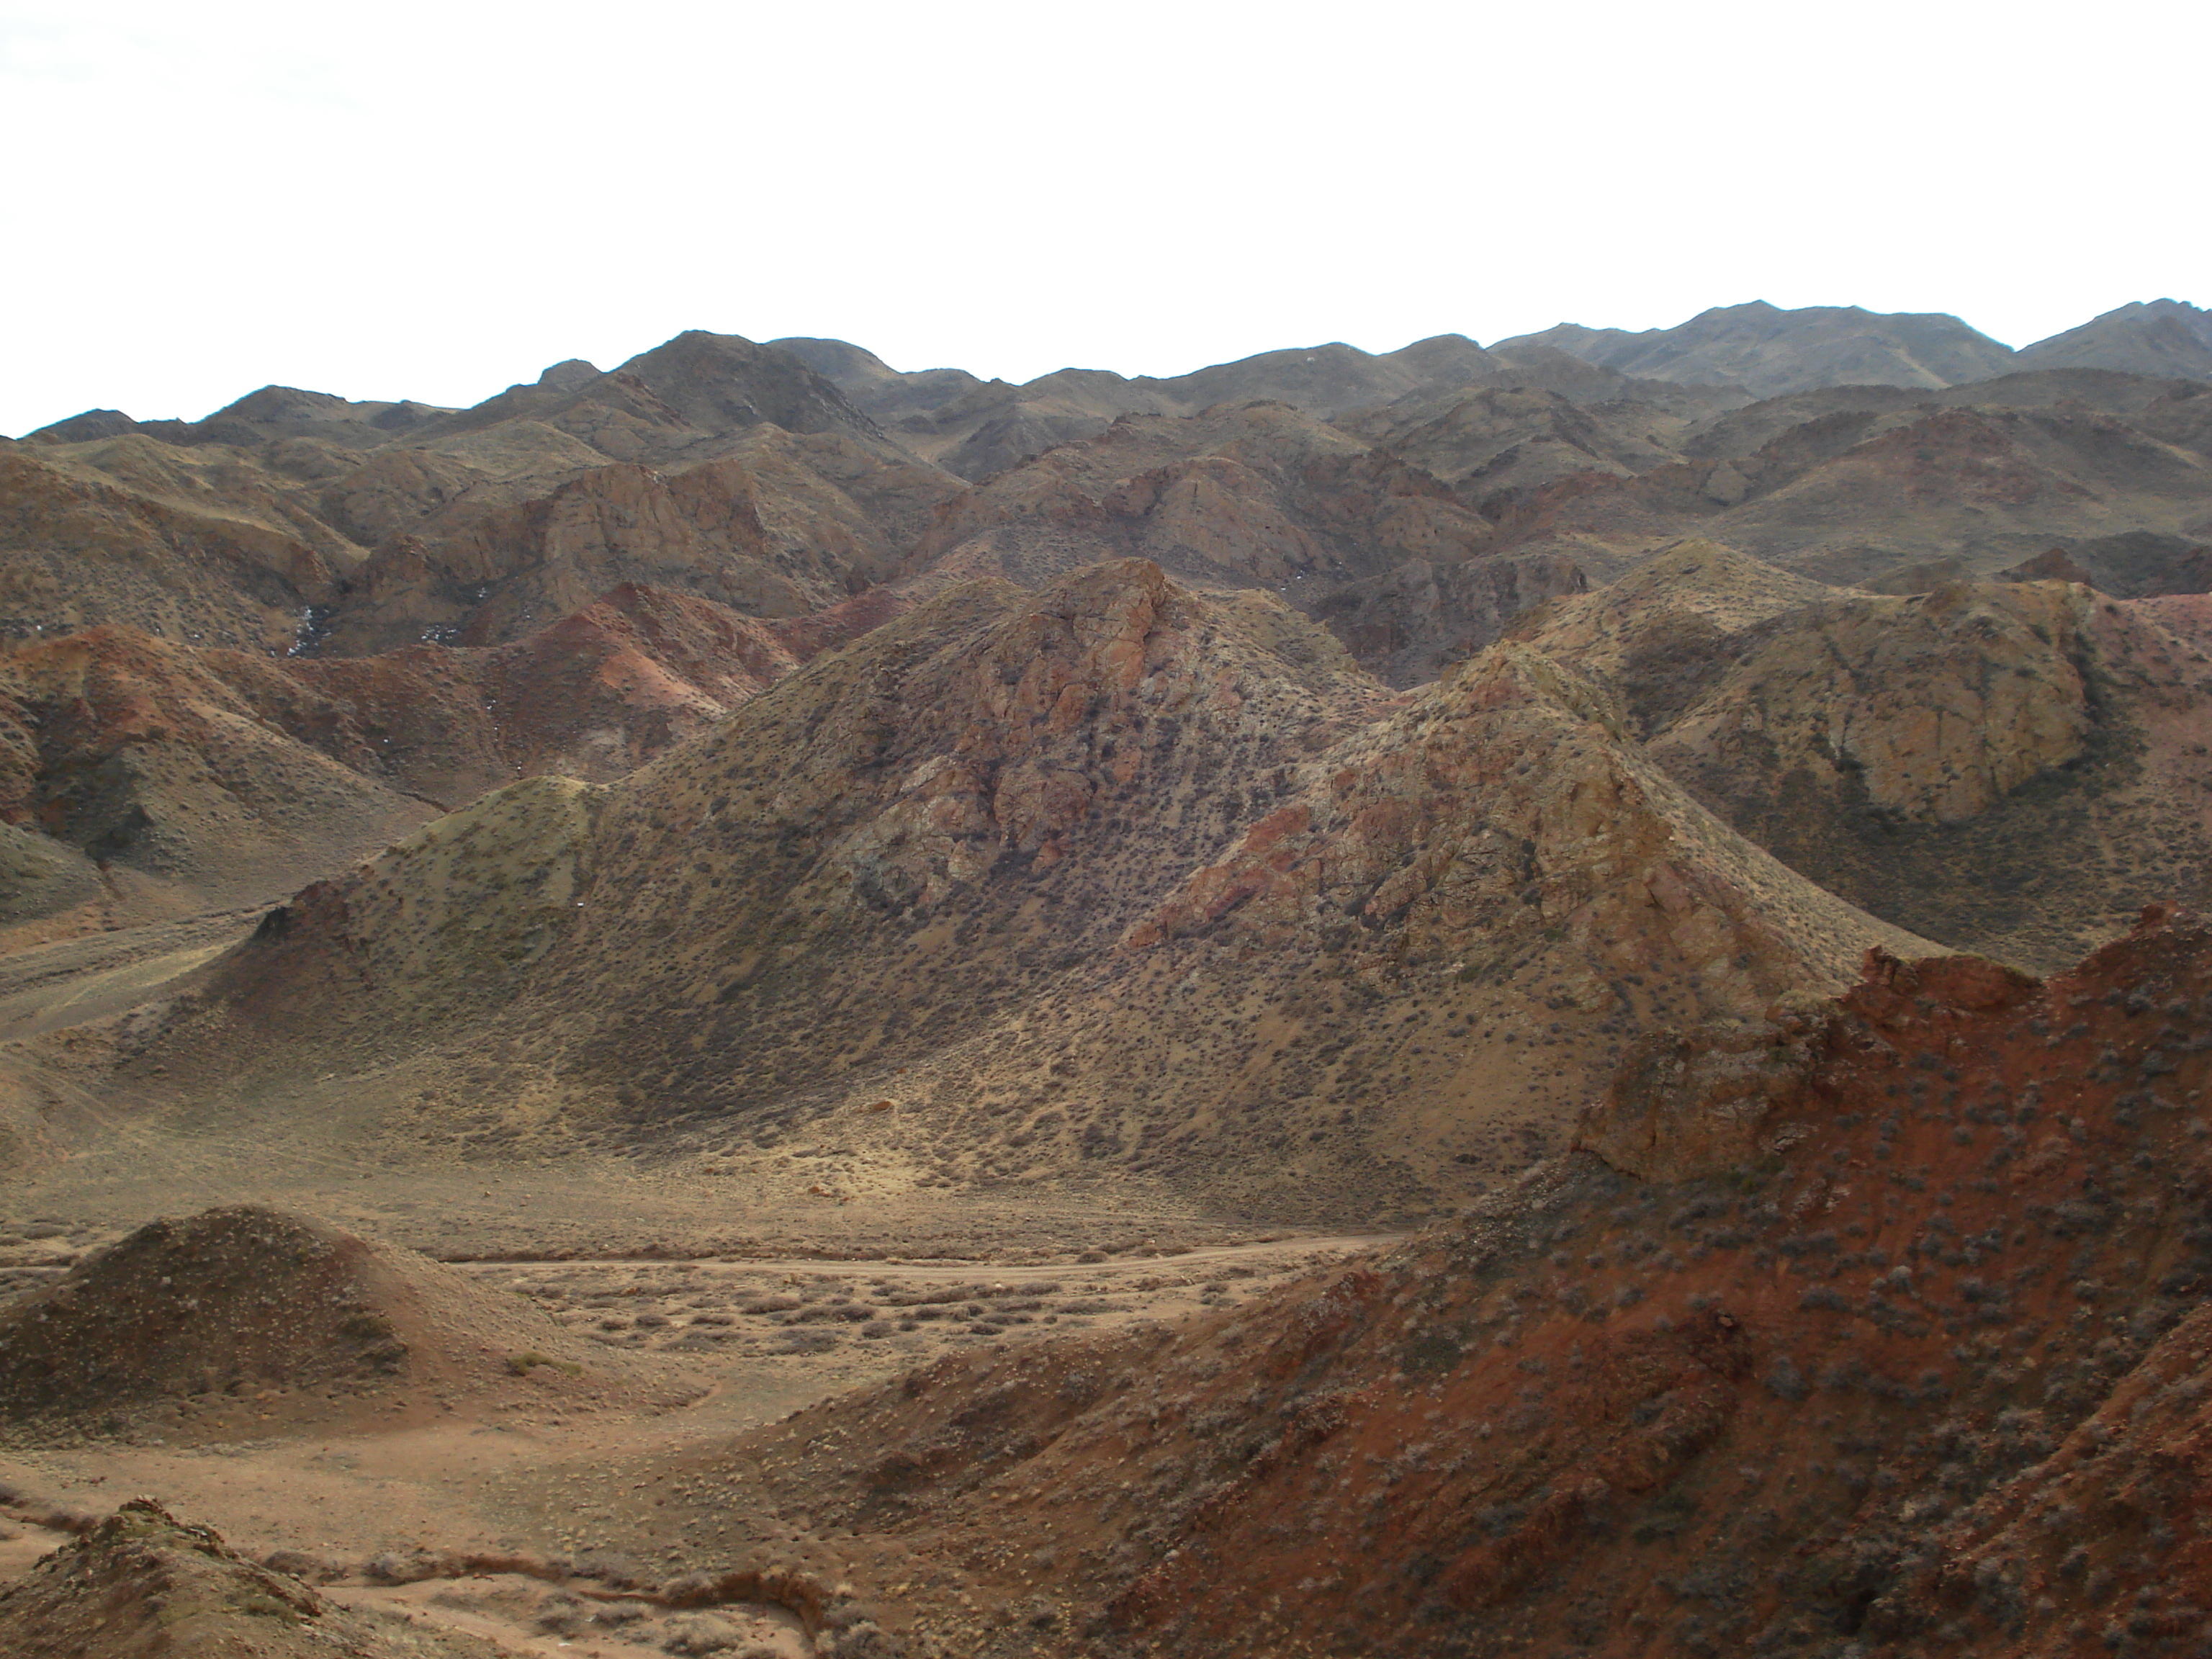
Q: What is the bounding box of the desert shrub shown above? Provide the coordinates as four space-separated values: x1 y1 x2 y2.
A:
505 1351 580 1377
1764 1357 1809 1401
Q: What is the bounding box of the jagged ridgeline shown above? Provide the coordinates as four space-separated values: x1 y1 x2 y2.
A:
130 561 1924 1218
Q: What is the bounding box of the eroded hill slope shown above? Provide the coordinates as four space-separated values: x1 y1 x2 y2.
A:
122 561 1925 1218
0 585 804 945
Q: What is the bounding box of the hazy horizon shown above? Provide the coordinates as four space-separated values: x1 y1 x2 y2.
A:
3 0 2200 435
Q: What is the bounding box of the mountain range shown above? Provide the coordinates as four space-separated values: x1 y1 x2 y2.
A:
4 295 2212 1658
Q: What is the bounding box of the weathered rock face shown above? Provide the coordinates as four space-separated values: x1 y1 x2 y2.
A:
280 580 802 808
1338 382 1697 498
1572 994 1835 1182
896 400 1570 684
329 458 804 652
0 625 436 920
814 560 1262 904
1310 550 1588 686
714 907 2212 1659
1506 537 1845 708
318 429 965 657
1125 639 1912 1018
1108 454 1328 580
316 446 486 546
1576 950 2041 1182
1514 544 2212 972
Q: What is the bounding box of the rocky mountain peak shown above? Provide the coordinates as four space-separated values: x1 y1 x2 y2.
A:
2019 297 2212 380
534 357 599 389
22 408 138 444
608 330 886 441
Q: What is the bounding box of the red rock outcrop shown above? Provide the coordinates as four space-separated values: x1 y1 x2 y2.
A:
0 625 434 920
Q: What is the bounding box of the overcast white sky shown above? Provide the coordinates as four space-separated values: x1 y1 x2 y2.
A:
1 0 2202 435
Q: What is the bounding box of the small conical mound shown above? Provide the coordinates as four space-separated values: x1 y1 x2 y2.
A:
0 1203 607 1436
0 1498 503 1658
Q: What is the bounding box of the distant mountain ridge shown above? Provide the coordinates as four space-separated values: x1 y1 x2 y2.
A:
1495 301 2017 396
769 333 1598 482
26 300 2205 467
2016 297 2212 380
1493 297 2211 397
773 298 2211 461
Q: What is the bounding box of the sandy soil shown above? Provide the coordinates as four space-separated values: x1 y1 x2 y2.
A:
0 909 259 1042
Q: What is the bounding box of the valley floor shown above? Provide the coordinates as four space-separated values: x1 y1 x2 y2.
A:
0 1227 1377 1656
